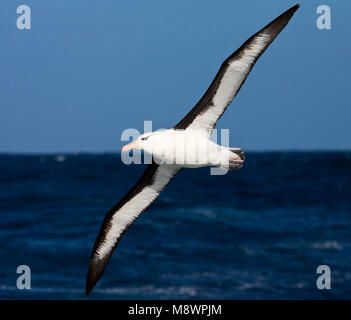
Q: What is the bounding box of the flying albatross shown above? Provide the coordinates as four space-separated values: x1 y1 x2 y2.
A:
86 4 299 295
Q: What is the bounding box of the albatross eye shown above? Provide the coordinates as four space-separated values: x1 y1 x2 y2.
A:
141 136 149 141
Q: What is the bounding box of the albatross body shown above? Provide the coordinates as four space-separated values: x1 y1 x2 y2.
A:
86 4 300 295
124 129 244 169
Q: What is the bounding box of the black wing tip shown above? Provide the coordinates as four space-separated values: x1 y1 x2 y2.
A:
279 4 300 23
284 4 300 17
291 3 300 11
260 3 300 39
274 3 300 22
85 255 109 296
85 258 97 296
86 283 93 296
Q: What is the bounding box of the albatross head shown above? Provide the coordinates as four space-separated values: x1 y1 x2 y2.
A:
121 132 154 152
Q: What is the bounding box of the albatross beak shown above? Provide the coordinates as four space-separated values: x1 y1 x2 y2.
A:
122 141 139 152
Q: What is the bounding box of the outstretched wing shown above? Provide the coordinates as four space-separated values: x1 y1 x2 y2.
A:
86 162 181 295
174 4 299 134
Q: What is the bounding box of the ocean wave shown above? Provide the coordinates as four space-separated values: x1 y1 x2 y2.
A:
310 240 342 250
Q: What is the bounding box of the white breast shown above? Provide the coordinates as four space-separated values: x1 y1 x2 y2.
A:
146 129 225 167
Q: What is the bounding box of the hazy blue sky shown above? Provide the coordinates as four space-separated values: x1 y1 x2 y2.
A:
1 1 349 153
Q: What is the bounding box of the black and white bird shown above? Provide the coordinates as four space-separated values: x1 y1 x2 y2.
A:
86 4 299 295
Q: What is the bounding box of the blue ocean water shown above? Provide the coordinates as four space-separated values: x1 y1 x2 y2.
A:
0 152 350 300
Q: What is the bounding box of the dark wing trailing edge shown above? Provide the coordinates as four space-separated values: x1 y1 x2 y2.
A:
174 4 299 134
86 162 181 296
